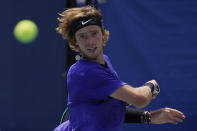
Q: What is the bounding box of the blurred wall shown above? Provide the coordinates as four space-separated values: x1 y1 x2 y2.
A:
100 0 197 131
0 0 66 130
0 0 196 131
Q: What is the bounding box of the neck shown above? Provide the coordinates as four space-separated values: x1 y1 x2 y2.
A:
97 55 105 65
81 54 105 65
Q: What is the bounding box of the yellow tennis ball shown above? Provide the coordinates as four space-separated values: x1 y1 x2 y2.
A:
14 20 38 44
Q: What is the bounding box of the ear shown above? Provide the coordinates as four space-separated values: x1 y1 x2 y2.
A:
102 36 106 47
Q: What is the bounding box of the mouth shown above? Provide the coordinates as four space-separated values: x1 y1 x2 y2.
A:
87 47 97 53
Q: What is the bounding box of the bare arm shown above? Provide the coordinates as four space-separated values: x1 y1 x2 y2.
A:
111 80 159 108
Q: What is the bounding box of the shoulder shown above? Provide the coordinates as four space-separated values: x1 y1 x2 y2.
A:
67 60 88 75
67 59 102 77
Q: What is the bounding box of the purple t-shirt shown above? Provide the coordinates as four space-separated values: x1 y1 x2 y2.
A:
54 55 127 131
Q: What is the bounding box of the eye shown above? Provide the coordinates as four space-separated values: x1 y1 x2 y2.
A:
79 34 87 39
91 31 98 37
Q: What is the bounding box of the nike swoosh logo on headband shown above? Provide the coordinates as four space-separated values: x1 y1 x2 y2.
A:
81 19 92 25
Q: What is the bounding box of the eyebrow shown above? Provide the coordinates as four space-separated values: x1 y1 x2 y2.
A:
77 30 99 36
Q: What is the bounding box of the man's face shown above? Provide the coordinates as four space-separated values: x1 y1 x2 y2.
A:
75 25 104 62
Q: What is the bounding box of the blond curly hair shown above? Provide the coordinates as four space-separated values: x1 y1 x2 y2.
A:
56 6 109 52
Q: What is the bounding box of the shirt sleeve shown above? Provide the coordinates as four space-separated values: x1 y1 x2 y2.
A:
82 66 127 100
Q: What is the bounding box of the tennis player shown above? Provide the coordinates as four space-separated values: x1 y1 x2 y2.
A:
54 6 185 131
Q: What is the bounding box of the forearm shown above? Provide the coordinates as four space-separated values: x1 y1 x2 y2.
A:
130 80 160 108
111 80 159 108
111 85 153 108
134 85 152 108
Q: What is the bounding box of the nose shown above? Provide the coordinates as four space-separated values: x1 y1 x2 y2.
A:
86 35 94 46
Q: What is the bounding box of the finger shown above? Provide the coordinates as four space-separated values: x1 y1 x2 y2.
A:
173 116 184 123
149 80 157 86
152 94 158 99
168 108 186 119
169 116 184 125
152 95 156 99
168 118 178 125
